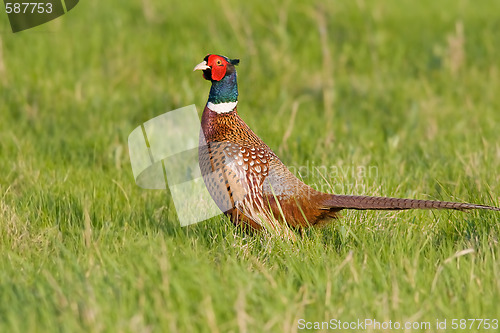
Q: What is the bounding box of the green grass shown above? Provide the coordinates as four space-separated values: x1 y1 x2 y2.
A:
1 0 500 332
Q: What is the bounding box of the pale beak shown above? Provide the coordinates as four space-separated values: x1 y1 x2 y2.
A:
193 61 210 71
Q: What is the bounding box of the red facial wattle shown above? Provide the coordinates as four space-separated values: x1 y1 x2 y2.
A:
207 55 227 81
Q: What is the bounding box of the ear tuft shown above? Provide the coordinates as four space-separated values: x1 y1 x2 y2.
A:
230 58 240 66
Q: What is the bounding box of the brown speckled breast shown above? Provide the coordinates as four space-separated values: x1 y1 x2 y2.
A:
199 106 337 229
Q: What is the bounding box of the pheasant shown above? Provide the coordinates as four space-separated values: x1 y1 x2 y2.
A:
194 54 499 231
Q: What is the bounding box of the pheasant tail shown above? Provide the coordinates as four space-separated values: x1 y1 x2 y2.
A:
323 195 500 212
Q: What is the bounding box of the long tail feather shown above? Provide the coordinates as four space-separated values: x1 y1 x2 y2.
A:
324 195 500 212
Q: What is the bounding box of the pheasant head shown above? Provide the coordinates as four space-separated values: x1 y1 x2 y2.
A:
194 54 240 113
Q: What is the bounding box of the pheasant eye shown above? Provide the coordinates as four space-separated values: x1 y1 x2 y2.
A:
216 59 222 66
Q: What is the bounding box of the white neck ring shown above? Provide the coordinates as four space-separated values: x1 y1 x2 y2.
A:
207 101 238 113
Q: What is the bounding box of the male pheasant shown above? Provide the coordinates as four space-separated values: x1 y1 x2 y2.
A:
194 54 499 231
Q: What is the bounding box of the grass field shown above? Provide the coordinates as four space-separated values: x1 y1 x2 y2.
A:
1 0 500 332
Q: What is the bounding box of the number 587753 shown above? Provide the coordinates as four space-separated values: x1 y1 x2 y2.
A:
5 2 53 14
